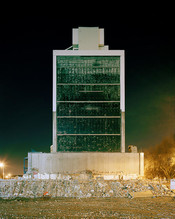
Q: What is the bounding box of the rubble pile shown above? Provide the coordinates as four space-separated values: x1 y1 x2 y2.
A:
0 176 173 199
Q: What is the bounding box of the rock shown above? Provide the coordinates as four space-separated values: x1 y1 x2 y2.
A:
0 177 172 199
130 190 153 198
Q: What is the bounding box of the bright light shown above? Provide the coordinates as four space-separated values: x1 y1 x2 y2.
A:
0 162 5 179
0 163 4 168
5 174 11 179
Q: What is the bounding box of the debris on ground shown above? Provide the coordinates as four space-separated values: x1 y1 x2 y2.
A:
0 174 173 199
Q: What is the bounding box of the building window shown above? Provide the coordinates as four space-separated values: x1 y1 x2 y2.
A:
56 56 121 152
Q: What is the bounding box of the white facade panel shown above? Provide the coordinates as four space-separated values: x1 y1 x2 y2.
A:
28 152 142 176
72 28 78 45
79 27 99 50
120 51 125 112
99 28 104 46
53 53 57 112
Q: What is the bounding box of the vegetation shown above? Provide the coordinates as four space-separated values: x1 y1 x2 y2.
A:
144 137 175 179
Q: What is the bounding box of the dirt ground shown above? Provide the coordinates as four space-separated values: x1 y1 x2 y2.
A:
0 197 175 218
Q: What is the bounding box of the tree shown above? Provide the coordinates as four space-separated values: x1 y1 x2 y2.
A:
144 137 175 179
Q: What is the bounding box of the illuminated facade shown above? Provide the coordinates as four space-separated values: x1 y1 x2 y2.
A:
52 27 125 153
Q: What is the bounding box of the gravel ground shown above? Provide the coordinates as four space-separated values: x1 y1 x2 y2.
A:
0 197 175 218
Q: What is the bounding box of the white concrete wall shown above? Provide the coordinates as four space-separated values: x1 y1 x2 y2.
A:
28 152 144 176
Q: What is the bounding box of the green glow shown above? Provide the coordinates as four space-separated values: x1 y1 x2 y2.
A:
56 56 121 152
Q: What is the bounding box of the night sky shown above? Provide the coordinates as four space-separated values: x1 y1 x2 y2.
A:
0 10 175 175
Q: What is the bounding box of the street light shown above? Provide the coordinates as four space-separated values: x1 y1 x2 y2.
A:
5 173 11 179
0 163 4 179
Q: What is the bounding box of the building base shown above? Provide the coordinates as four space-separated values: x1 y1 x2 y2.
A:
27 152 144 178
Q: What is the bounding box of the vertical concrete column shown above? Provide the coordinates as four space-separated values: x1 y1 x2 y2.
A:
53 112 57 152
139 152 144 176
27 153 32 173
53 51 57 152
121 111 125 152
120 51 125 153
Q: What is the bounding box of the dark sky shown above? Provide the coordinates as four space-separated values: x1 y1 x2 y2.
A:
0 10 175 175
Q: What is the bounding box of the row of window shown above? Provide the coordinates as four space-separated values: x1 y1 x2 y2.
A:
57 72 120 84
57 56 120 84
57 102 121 116
57 135 121 152
58 67 119 74
57 56 120 68
57 118 121 134
57 85 120 101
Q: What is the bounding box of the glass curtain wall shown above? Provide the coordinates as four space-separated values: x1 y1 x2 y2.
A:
56 56 120 152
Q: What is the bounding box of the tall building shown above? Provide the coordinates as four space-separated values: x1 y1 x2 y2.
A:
27 27 144 178
52 27 125 153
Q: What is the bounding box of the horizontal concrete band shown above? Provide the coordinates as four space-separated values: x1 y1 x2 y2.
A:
28 152 144 176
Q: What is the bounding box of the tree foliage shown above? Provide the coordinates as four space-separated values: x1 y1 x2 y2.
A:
144 137 175 179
